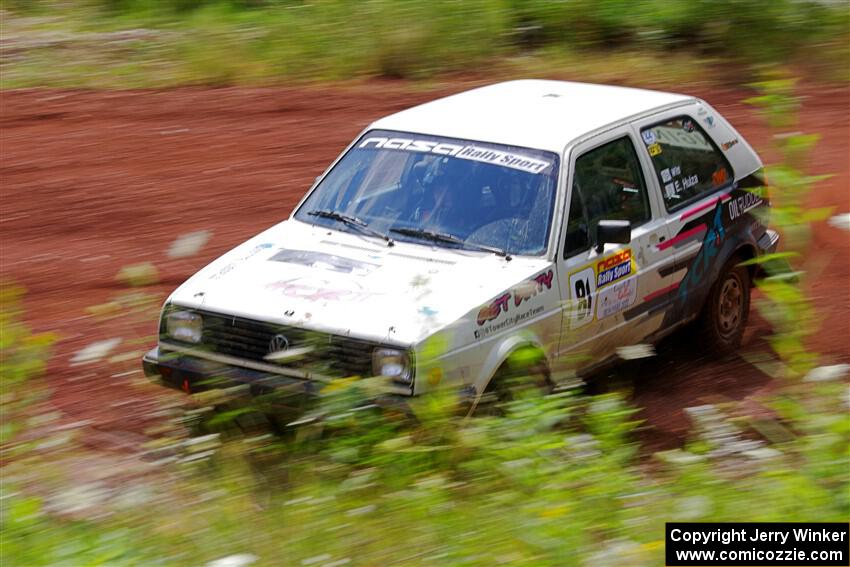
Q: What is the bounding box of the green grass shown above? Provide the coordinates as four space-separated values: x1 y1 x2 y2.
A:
3 277 847 565
1 0 847 88
4 382 848 566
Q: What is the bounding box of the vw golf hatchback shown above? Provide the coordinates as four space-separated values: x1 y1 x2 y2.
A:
143 80 778 407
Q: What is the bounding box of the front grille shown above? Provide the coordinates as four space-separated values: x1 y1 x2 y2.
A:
163 308 376 377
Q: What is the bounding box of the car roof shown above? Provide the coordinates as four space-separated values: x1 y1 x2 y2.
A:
370 80 694 154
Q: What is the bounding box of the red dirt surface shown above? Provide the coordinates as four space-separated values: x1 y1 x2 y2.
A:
2 82 848 452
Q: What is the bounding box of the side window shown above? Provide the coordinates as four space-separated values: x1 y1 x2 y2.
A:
640 116 733 209
564 136 650 258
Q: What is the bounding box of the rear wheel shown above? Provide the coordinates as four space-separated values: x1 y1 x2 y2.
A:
698 256 750 354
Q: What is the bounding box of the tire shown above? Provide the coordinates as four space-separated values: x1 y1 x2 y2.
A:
698 256 750 354
472 355 552 416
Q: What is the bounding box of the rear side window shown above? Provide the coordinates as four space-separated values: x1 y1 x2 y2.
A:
640 116 733 210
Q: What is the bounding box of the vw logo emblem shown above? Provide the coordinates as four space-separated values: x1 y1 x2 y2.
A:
268 334 289 354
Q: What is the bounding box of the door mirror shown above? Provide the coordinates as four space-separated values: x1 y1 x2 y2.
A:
595 220 631 253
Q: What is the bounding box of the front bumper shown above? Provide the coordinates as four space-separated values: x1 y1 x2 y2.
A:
142 347 415 418
142 346 320 397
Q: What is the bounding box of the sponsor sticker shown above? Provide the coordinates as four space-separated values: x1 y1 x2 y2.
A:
721 138 739 151
457 145 551 174
655 127 713 151
475 304 545 340
567 247 638 328
477 292 511 326
568 267 596 329
209 243 274 279
269 249 377 275
596 248 633 288
660 165 687 201
597 277 638 319
641 130 657 145
648 143 663 156
681 174 699 190
266 277 378 302
358 137 552 175
475 270 553 330
728 191 764 220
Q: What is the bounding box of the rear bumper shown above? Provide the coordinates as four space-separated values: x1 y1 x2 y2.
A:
753 228 785 279
758 228 780 255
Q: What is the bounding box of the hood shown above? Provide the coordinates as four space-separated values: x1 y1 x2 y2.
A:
167 220 553 345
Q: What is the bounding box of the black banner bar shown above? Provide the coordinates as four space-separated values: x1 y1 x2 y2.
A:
666 522 849 566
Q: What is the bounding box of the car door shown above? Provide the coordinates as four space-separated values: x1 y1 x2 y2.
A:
557 126 676 370
631 106 739 325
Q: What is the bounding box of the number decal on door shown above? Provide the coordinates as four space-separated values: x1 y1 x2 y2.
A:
568 267 596 329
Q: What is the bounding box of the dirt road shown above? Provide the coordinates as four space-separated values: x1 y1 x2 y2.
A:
2 82 848 451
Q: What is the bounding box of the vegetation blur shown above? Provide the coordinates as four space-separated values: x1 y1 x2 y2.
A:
2 0 848 87
2 1 849 566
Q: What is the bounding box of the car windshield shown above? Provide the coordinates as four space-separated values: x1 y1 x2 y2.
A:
294 130 560 257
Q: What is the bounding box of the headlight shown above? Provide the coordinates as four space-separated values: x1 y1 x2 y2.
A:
165 310 203 344
372 348 412 385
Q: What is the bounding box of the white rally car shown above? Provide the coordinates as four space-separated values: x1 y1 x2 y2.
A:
143 80 778 406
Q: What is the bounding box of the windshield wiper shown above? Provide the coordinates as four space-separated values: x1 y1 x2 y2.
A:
390 227 512 261
307 210 393 246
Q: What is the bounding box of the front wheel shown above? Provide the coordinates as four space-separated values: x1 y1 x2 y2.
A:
472 355 552 416
698 256 750 354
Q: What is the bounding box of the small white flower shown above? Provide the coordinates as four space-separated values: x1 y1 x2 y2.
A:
168 230 212 258
674 495 713 520
345 504 376 517
743 447 783 461
804 364 849 382
71 338 122 365
827 213 850 232
206 554 258 567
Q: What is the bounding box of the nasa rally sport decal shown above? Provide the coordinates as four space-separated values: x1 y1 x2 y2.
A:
568 248 638 328
595 248 633 288
358 136 553 175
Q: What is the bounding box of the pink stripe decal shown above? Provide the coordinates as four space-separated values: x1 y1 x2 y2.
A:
643 281 680 302
679 197 719 221
680 189 735 221
657 224 706 251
